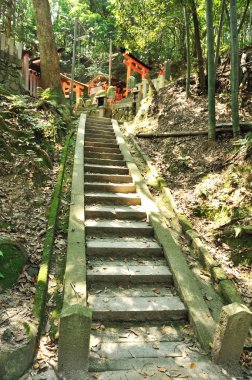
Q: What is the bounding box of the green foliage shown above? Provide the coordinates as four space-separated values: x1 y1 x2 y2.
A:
233 132 252 152
111 0 186 62
0 244 26 291
0 84 12 97
37 87 58 106
1 0 252 83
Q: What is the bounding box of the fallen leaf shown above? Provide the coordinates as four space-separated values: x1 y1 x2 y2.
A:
33 362 40 369
152 288 160 294
158 367 167 373
190 362 196 369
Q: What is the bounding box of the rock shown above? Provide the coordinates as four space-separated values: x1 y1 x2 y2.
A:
2 328 13 343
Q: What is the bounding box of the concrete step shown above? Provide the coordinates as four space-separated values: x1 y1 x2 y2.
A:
85 173 132 183
85 128 115 135
85 158 126 167
88 344 227 377
86 117 112 121
86 119 113 125
90 340 185 360
85 141 118 148
85 124 114 133
89 295 187 321
85 146 121 154
86 123 113 129
88 322 228 376
86 369 172 380
85 192 141 206
85 220 153 237
86 117 112 124
85 134 116 141
86 238 163 257
85 152 124 160
88 283 174 298
84 182 136 193
85 205 146 220
87 263 172 284
87 366 228 380
85 138 117 145
84 164 129 175
90 321 184 344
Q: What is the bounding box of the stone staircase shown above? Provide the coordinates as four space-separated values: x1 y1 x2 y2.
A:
83 117 228 379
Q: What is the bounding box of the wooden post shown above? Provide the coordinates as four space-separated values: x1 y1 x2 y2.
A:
9 38 15 56
126 60 132 85
22 52 31 91
70 18 78 107
108 38 112 86
164 60 171 81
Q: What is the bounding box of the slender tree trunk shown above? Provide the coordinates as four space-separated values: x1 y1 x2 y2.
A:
184 6 191 99
206 0 216 140
250 6 252 42
238 0 250 34
230 0 240 136
224 0 230 26
190 0 205 92
215 0 225 70
6 0 13 41
0 0 4 26
32 0 63 94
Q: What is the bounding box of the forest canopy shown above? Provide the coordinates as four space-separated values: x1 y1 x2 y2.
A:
0 0 251 83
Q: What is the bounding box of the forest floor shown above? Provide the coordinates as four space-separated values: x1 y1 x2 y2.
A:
130 79 252 310
0 88 73 375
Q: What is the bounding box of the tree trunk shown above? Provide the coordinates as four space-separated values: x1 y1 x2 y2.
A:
190 0 205 92
6 0 13 41
206 0 216 140
238 0 250 34
250 6 252 42
184 6 191 99
224 0 230 26
0 0 4 26
32 0 63 94
230 0 240 136
215 0 225 70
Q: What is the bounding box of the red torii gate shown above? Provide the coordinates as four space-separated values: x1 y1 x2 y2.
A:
121 48 151 87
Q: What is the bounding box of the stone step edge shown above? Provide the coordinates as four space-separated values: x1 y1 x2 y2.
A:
112 119 216 352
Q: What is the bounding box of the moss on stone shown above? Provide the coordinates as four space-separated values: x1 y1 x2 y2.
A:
0 243 26 292
33 132 73 329
219 279 243 304
177 213 193 232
